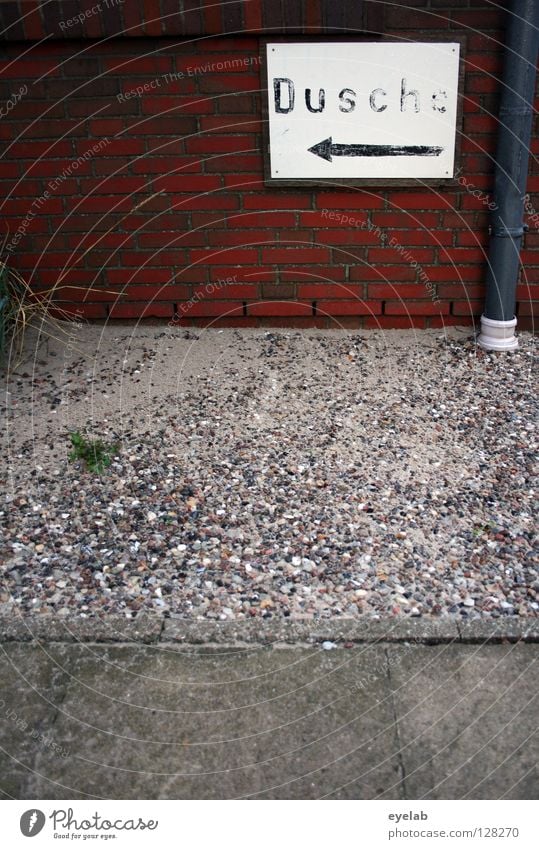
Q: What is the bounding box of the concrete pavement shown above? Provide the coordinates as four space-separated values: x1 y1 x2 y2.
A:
0 616 537 800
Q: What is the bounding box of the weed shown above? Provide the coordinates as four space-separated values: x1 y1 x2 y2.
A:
68 430 119 474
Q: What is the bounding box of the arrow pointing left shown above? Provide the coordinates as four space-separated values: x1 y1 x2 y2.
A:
308 137 444 162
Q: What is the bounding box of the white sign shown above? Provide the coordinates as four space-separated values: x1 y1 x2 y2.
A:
266 42 460 181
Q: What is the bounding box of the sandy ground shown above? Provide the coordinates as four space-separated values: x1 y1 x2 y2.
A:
0 323 537 619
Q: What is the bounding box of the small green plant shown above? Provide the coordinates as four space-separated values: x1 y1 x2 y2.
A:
68 430 119 474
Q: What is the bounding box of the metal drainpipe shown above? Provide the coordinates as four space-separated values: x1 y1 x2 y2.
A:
477 0 539 351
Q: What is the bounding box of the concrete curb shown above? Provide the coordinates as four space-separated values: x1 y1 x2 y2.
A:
0 612 537 644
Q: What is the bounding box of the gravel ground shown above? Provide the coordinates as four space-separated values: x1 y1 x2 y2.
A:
1 325 537 621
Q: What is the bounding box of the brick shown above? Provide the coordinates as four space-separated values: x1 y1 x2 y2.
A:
349 265 416 282
189 248 258 265
442 212 472 229
464 115 498 134
132 157 201 174
108 302 174 318
95 139 145 156
386 7 448 28
53 286 117 302
176 54 253 74
186 135 256 154
517 284 539 299
261 283 295 298
525 175 539 193
81 177 148 194
177 195 239 210
316 193 384 209
518 301 539 316
385 301 450 315
248 301 312 317
204 38 259 52
77 195 133 213
3 198 63 214
191 213 228 228
171 267 208 284
205 283 258 298
451 300 483 316
10 140 73 158
389 192 456 210
222 175 265 188
138 231 205 247
438 247 486 263
373 211 441 228
208 230 269 246
198 74 260 93
123 283 191 300
3 180 41 197
461 136 497 155
11 100 64 120
368 284 431 299
297 284 362 299
153 175 221 193
0 59 62 79
89 119 125 136
141 96 214 115
199 116 261 132
243 194 312 210
300 210 368 228
465 32 504 51
103 57 172 74
437 284 485 299
278 231 313 244
84 251 120 269
218 94 257 114
368 247 413 263
230 212 296 228
58 303 106 319
451 9 504 28
17 252 72 268
0 163 19 178
317 300 381 316
121 250 186 266
420 265 484 282
461 94 481 113
43 269 98 287
180 301 244 317
391 230 453 247
67 232 135 250
261 248 330 264
208 267 255 282
208 155 263 173
105 268 171 286
17 119 87 141
466 75 498 94
518 250 539 264
317 230 381 246
134 117 198 135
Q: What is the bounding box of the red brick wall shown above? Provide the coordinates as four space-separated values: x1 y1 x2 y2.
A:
0 0 537 329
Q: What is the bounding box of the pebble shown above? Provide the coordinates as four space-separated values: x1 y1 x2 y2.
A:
1 327 537 622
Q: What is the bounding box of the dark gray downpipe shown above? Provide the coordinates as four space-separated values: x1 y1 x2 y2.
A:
478 0 539 350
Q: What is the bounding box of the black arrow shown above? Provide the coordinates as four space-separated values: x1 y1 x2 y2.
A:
308 137 443 162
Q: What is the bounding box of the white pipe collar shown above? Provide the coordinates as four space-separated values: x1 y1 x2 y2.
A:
477 315 518 351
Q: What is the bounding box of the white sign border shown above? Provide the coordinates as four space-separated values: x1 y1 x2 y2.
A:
261 37 466 188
